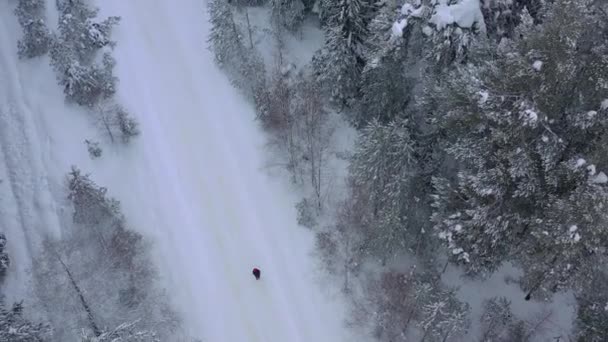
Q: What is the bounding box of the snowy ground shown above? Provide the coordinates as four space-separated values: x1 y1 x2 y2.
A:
1 0 354 341
98 1 353 339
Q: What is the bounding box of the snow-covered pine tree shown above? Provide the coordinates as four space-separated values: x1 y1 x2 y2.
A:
431 0 608 296
208 0 246 69
50 0 120 107
208 0 267 111
55 0 120 64
418 286 470 342
373 270 440 341
423 0 486 72
271 0 306 32
15 0 52 59
358 46 413 126
0 300 51 341
355 0 417 126
479 296 513 341
479 0 545 41
34 167 177 341
349 119 437 260
313 0 371 106
574 268 608 341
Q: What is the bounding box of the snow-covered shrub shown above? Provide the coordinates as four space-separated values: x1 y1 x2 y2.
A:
85 139 102 159
15 0 52 58
98 104 140 144
0 301 51 341
0 234 8 282
296 198 317 228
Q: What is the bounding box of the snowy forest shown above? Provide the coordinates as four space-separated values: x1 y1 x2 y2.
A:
1 0 607 341
207 0 608 340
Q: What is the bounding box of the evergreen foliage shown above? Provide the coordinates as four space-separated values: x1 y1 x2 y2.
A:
15 0 52 59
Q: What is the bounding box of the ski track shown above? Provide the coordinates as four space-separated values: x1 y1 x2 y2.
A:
0 7 63 307
96 0 351 341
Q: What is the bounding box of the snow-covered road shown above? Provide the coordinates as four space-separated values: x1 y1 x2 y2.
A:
95 1 351 341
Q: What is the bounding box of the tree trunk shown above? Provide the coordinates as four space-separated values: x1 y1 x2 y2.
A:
57 256 101 336
441 259 449 275
102 114 115 143
245 9 254 49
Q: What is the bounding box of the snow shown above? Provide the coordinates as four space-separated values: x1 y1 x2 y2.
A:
401 3 414 15
532 60 543 71
591 171 608 184
402 3 427 17
602 99 608 110
429 0 486 32
587 164 597 175
0 4 83 311
443 263 575 341
1 0 354 340
576 158 586 167
587 110 597 118
454 224 463 233
523 109 538 122
422 25 434 36
569 225 578 233
478 90 489 105
391 19 408 38
541 135 549 142
241 7 324 72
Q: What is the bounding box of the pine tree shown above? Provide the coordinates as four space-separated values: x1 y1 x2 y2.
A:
208 0 267 109
349 117 439 261
418 287 470 342
34 167 177 341
479 0 545 41
574 269 608 341
271 0 306 31
208 0 245 69
313 0 371 105
49 0 120 106
479 297 513 341
15 0 52 58
55 0 120 64
349 119 418 259
431 0 608 296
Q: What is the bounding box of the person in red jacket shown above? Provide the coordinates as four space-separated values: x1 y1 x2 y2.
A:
252 267 261 280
